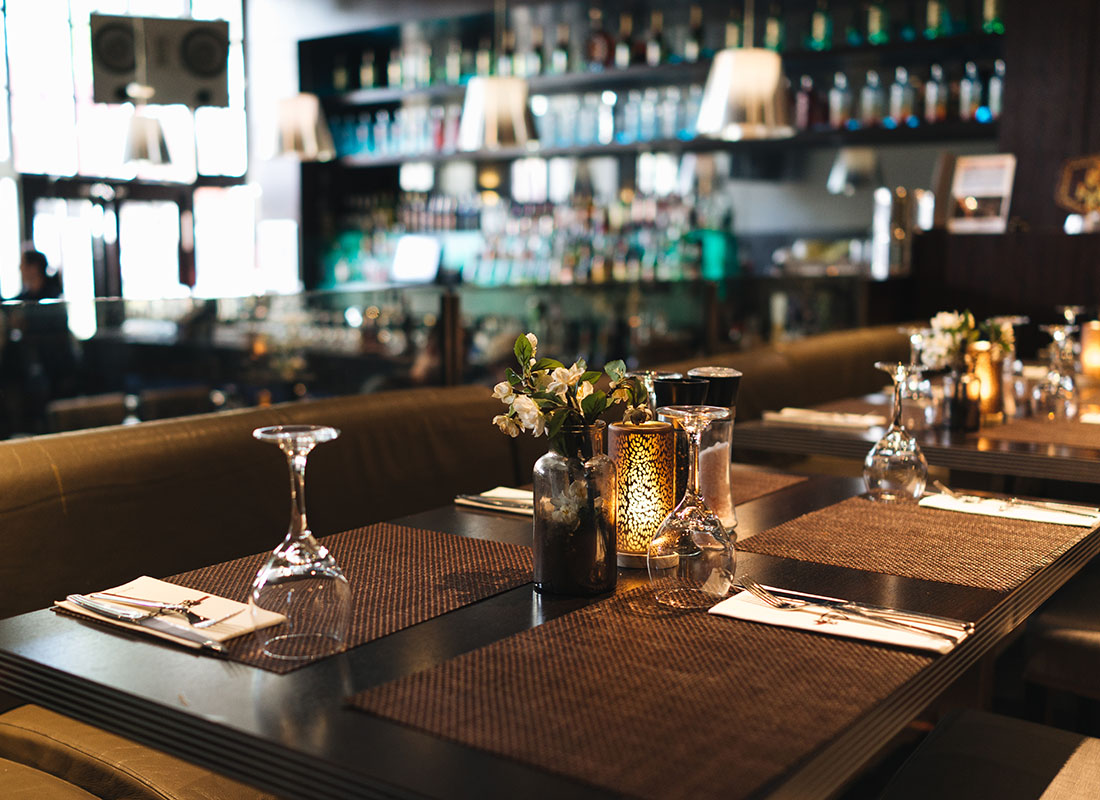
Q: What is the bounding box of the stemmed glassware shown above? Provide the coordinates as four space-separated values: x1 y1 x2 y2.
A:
864 362 928 502
1032 325 1078 420
647 405 735 609
250 424 351 660
897 326 935 430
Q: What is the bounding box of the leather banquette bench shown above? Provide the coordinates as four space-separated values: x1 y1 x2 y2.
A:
0 324 909 799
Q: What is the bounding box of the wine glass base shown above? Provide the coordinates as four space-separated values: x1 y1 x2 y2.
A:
259 632 345 661
864 490 917 503
653 586 721 610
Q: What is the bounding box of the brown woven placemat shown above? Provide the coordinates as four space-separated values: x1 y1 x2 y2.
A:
731 466 806 505
167 523 532 673
976 419 1100 449
349 586 931 800
738 496 1093 592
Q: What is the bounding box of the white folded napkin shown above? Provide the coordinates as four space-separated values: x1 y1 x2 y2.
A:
709 591 963 654
455 486 534 516
54 575 282 650
920 493 1100 527
762 407 887 429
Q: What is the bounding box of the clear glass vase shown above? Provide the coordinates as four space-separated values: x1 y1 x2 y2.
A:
532 421 617 596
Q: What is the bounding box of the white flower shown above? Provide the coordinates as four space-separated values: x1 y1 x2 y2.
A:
492 381 515 405
547 363 585 397
525 332 538 355
930 311 965 333
512 394 544 434
576 381 594 402
610 383 631 404
492 414 520 437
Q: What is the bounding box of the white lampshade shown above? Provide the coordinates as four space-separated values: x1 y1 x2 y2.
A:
277 93 335 162
696 48 794 141
458 76 537 152
124 110 171 165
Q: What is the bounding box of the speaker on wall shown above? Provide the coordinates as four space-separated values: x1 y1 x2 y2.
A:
91 14 229 108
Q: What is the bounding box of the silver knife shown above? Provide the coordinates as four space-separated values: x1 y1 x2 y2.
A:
760 586 975 634
66 594 227 653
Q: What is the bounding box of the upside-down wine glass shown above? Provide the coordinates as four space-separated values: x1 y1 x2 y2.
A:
897 326 935 430
1032 324 1078 420
863 362 928 502
647 405 735 609
250 425 351 660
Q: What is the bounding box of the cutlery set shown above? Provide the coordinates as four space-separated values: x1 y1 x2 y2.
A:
736 575 972 644
65 592 244 653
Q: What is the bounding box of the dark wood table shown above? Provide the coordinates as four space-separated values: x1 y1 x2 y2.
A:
0 475 1097 800
734 396 1100 485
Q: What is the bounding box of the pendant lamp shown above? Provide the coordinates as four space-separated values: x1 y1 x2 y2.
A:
276 93 336 162
457 0 537 152
696 0 793 141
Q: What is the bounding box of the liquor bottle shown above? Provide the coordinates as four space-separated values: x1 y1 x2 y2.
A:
806 0 833 51
763 3 785 51
644 11 665 67
887 67 917 128
615 13 634 69
859 70 884 127
982 0 1005 34
683 5 704 62
444 39 462 85
828 71 852 129
550 25 570 74
527 26 544 77
475 38 492 76
794 75 824 131
924 64 947 123
959 61 982 120
333 55 349 92
497 30 515 77
924 0 950 39
586 8 614 71
386 49 402 88
725 8 743 49
987 59 1005 119
866 1 889 45
358 51 375 89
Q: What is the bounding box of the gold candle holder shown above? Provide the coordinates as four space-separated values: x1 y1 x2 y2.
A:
608 421 675 568
967 340 1004 422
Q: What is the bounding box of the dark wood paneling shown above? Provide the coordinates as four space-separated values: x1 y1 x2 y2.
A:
1000 0 1100 230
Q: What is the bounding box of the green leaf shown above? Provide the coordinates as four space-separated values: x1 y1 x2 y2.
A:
581 390 607 420
546 408 570 441
604 359 626 382
532 357 564 371
505 367 521 386
579 370 602 385
533 391 562 402
514 334 533 366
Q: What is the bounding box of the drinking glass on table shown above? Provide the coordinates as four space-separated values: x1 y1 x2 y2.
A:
1032 325 1078 420
250 425 351 660
647 405 735 609
897 326 935 430
864 362 928 502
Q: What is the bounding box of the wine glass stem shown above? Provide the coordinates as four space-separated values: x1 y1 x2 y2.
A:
287 451 310 541
686 426 703 499
891 374 903 429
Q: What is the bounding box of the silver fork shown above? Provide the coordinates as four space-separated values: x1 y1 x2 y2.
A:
90 593 211 626
737 576 960 643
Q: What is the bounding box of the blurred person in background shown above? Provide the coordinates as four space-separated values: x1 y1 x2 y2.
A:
1 249 77 435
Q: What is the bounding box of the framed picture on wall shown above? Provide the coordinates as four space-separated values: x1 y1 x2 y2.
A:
946 153 1017 233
